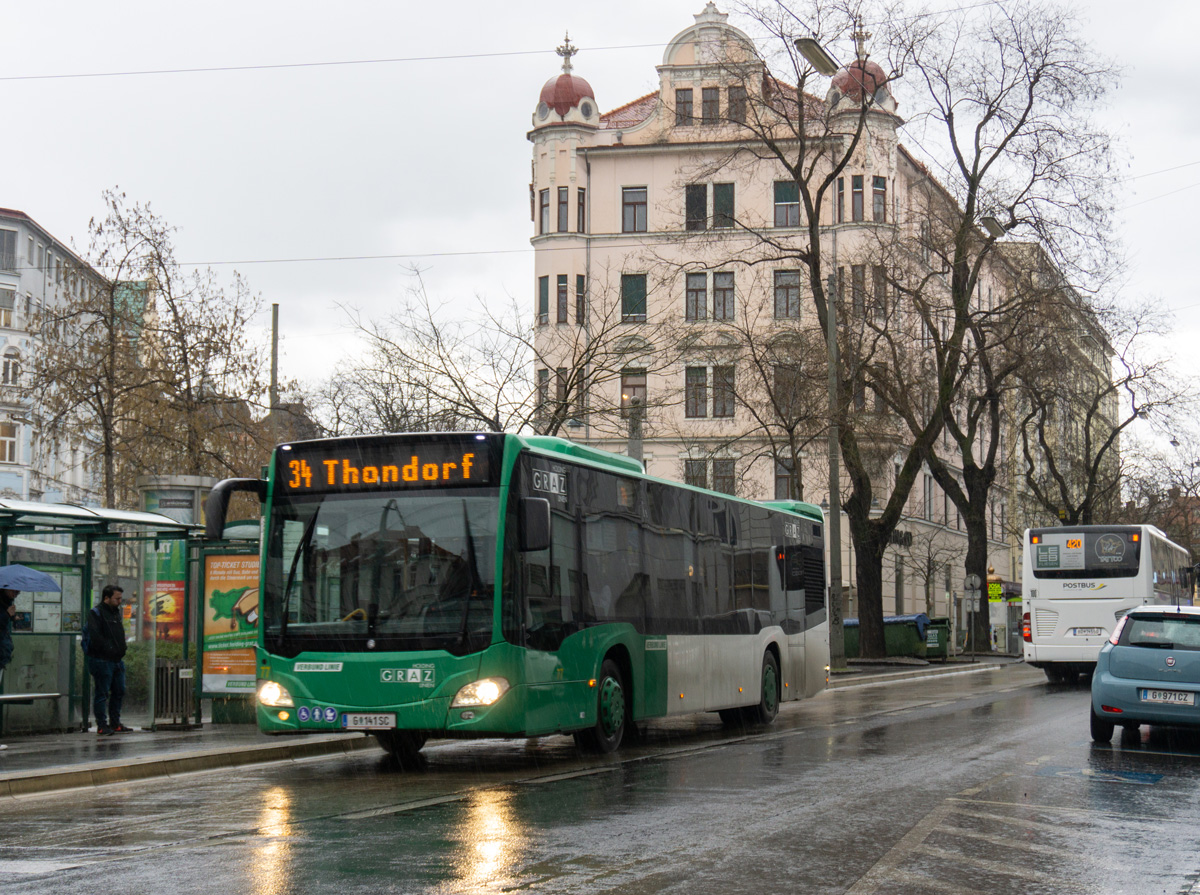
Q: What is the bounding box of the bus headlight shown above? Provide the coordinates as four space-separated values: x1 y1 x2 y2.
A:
258 680 294 707
451 677 510 708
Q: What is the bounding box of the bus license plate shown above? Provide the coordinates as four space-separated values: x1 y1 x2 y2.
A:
342 713 396 730
1140 689 1195 706
1074 627 1104 637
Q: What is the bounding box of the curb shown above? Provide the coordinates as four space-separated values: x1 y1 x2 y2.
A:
0 733 378 800
829 661 1017 689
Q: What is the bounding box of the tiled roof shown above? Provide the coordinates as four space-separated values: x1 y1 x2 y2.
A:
600 92 658 129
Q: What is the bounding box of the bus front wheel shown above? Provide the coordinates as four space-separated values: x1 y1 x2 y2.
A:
375 730 428 769
575 658 626 754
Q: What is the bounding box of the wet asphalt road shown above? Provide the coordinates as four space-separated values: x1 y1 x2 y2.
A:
2 663 1199 894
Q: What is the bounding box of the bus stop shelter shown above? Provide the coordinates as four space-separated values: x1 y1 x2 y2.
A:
0 499 198 735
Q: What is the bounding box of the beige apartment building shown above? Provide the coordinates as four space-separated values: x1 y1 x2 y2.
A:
528 5 1095 639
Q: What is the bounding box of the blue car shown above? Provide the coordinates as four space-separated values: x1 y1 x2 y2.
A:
1090 605 1200 742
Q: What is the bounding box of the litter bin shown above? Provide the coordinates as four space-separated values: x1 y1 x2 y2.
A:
842 614 931 658
925 616 951 662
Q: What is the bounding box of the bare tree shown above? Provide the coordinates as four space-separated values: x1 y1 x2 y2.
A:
1017 298 1190 525
33 189 274 507
324 267 680 440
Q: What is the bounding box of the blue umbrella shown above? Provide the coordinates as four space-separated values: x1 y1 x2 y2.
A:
0 564 61 592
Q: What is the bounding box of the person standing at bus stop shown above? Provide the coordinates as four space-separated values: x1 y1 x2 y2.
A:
85 585 131 735
0 588 16 751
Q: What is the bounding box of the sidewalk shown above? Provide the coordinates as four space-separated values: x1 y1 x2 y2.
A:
0 656 1023 799
0 714 376 799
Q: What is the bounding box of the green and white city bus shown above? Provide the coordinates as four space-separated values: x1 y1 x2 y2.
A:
205 432 829 763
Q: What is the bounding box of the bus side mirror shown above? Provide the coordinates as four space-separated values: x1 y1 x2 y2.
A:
205 478 267 540
519 497 551 552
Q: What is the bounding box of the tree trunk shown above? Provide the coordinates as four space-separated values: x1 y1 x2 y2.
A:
853 526 887 659
963 510 992 654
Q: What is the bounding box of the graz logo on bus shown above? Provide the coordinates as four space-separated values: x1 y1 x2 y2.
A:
1094 534 1126 564
532 468 568 501
381 665 435 687
783 521 803 541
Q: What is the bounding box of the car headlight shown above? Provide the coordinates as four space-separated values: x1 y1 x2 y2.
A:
451 677 510 708
257 680 294 707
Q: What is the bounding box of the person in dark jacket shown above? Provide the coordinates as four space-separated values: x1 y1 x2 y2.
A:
0 588 15 751
84 585 130 735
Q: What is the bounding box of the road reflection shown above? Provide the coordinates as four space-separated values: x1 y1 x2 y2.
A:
448 789 527 892
249 785 294 895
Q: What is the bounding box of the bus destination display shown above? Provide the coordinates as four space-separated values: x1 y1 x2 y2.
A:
279 440 494 494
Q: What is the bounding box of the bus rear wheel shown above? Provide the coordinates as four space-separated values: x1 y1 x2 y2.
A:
575 659 626 754
375 730 428 769
744 652 780 726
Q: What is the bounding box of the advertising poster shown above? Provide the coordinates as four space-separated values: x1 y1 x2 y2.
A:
202 553 260 695
142 490 193 641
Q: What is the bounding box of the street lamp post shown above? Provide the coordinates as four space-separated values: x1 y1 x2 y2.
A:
826 274 845 668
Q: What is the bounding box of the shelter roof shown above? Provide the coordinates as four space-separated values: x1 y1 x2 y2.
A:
0 500 197 536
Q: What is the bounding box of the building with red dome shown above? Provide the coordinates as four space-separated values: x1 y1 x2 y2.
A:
527 6 1111 635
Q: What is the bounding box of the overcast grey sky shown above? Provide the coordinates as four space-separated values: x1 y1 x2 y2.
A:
5 0 1197 393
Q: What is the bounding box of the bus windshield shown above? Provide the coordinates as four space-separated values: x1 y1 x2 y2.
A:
263 490 499 657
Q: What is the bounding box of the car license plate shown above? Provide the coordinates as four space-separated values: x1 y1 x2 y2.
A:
1139 689 1196 706
1074 627 1104 637
341 713 396 729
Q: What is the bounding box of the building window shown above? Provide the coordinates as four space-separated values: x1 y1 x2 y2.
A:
575 274 586 324
872 266 888 317
685 367 708 418
728 85 747 123
577 188 587 233
537 276 549 325
713 183 735 228
775 364 804 417
774 181 800 227
774 270 801 319
685 184 707 231
0 422 16 464
774 459 799 500
851 265 866 314
0 289 13 328
852 175 864 222
675 88 694 125
556 367 569 414
684 459 707 489
539 189 550 235
713 459 735 495
622 187 647 233
558 187 569 232
836 177 844 224
685 273 708 321
713 366 735 418
36 244 44 270
1 349 19 386
620 369 647 416
536 369 550 419
0 231 15 272
873 176 887 223
895 559 904 614
923 474 934 521
621 274 647 322
557 275 569 324
713 271 735 320
701 87 719 124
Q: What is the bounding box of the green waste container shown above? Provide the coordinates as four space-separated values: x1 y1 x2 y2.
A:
841 615 931 659
925 617 951 662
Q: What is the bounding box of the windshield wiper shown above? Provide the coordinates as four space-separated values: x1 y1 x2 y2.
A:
280 507 321 640
1132 640 1175 649
457 500 486 650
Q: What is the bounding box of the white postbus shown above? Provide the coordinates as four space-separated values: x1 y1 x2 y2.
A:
1022 525 1193 683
